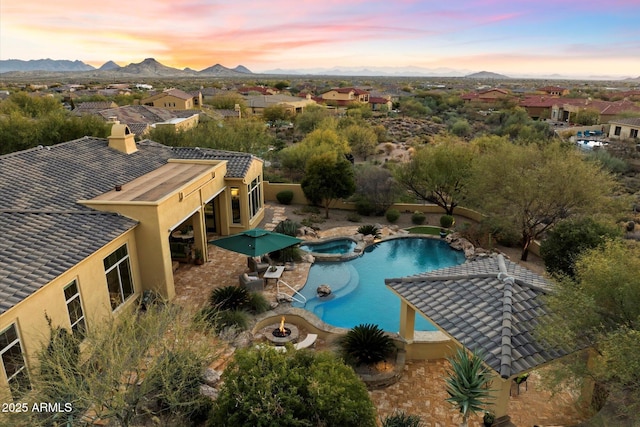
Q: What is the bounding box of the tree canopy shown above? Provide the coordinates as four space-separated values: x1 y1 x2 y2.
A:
394 136 474 215
301 153 356 218
538 240 640 421
467 140 618 260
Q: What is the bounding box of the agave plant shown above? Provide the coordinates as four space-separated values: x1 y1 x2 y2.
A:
381 410 424 427
340 323 395 366
209 285 250 311
357 224 381 239
273 219 301 237
444 347 492 427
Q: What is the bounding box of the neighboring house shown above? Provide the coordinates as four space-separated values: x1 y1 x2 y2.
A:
243 94 316 116
0 124 265 398
520 96 640 123
237 86 279 96
320 87 370 105
538 86 569 96
73 101 119 116
141 88 203 110
461 88 512 103
608 117 640 140
97 105 202 137
369 95 393 111
152 114 200 133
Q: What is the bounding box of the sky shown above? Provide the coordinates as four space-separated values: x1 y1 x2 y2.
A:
2 0 639 78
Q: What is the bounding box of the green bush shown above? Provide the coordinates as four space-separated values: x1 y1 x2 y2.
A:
439 215 455 228
411 211 426 225
347 212 362 222
339 323 395 366
357 224 381 239
540 217 621 277
355 197 376 216
211 346 376 426
276 190 294 205
386 208 401 223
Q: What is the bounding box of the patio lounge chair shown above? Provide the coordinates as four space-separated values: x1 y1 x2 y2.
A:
247 256 270 274
239 273 264 292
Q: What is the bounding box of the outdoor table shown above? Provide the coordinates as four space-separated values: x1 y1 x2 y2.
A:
262 266 285 285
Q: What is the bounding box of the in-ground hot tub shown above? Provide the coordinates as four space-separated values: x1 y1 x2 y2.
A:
299 237 364 261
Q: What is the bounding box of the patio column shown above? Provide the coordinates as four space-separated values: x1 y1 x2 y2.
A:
191 206 207 262
399 301 415 342
488 372 511 424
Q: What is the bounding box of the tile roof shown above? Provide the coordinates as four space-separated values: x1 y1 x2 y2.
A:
609 117 640 127
0 137 258 314
386 255 567 379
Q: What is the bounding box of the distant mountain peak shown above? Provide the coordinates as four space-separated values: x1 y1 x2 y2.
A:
465 70 510 79
99 60 120 71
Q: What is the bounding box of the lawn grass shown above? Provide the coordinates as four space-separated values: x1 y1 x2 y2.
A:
406 225 443 236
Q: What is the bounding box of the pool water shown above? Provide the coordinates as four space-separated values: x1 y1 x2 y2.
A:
299 238 357 254
292 237 466 332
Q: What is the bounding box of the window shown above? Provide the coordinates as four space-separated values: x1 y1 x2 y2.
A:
248 176 262 219
104 244 134 310
631 129 638 139
0 324 30 399
64 280 86 339
614 126 622 136
231 187 241 224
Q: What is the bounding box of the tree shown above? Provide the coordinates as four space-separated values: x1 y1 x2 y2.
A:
263 104 292 123
25 305 215 427
342 124 378 160
538 240 640 421
540 217 621 277
211 346 377 427
468 141 618 260
354 164 399 215
301 153 356 219
294 104 332 134
445 347 492 427
279 127 350 178
394 137 474 215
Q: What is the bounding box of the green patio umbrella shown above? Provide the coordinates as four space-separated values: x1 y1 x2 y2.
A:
209 228 302 257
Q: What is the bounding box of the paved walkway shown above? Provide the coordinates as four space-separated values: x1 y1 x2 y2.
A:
172 203 588 426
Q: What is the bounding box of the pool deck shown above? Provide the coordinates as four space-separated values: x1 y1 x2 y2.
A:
172 203 587 426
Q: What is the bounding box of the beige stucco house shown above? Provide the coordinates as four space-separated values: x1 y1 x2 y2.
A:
243 94 316 116
0 123 264 399
141 88 203 110
320 87 370 106
607 117 640 140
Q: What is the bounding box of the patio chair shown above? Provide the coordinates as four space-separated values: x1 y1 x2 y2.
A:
239 273 264 292
247 256 269 274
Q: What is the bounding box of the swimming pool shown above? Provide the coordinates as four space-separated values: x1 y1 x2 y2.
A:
292 237 466 332
299 238 357 254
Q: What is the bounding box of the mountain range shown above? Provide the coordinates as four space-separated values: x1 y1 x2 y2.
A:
0 58 253 77
0 58 638 81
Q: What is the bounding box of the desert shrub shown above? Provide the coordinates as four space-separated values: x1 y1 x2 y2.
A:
145 350 213 424
357 224 381 238
386 208 400 223
347 212 362 222
355 196 376 216
273 219 300 236
540 217 621 277
276 190 294 205
381 410 424 427
247 292 270 314
211 346 376 426
339 323 395 366
439 214 455 228
411 211 426 225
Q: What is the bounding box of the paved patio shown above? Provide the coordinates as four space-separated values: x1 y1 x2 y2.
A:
172 203 588 427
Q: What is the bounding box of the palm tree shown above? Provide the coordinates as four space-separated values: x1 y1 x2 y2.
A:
445 347 492 427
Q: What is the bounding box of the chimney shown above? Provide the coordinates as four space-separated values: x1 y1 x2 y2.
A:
108 123 138 154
